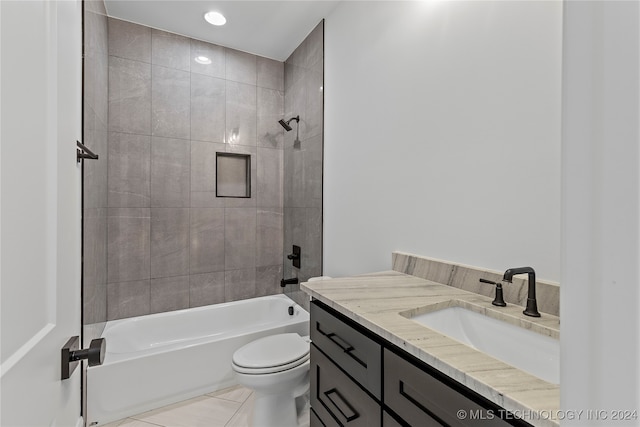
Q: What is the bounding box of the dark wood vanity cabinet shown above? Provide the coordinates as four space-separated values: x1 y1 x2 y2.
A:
310 300 532 427
310 345 381 427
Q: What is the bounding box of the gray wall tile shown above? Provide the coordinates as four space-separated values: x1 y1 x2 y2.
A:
257 88 284 149
191 74 225 143
226 48 256 85
225 208 256 269
284 134 322 208
108 57 151 134
152 66 190 139
83 122 108 210
190 208 225 274
258 147 283 207
108 18 151 63
84 51 109 126
257 57 284 91
84 208 107 324
225 268 256 302
191 140 225 194
85 0 107 15
283 80 305 136
302 69 324 141
108 132 150 207
151 208 190 278
190 191 225 208
284 61 303 93
151 137 190 207
84 208 107 289
226 81 257 146
85 10 108 55
107 280 150 320
152 29 190 71
256 265 283 297
190 272 225 307
257 209 283 267
304 22 324 71
107 208 150 283
150 275 190 313
84 279 107 325
191 39 225 78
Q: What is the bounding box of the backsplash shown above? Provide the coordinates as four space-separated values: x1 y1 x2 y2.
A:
392 252 560 317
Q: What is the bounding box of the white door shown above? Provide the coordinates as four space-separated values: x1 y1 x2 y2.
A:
1 1 83 426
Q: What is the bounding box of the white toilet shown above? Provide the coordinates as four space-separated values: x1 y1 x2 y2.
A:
231 333 310 427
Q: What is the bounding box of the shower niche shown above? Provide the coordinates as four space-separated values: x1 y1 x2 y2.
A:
216 153 251 198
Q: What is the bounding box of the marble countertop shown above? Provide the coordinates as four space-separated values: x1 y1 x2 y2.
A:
301 271 560 427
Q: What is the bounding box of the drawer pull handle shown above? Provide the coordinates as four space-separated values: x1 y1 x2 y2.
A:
316 323 354 352
324 388 359 422
316 322 367 367
326 332 354 353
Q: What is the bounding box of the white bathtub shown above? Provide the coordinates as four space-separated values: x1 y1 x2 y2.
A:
86 294 309 426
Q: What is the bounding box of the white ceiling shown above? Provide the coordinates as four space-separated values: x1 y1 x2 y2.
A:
104 1 340 61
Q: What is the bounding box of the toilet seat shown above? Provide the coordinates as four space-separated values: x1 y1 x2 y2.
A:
232 333 310 374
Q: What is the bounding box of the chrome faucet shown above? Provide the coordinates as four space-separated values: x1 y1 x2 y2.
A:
503 267 541 317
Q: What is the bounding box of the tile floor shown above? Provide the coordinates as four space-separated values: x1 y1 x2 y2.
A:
101 385 310 427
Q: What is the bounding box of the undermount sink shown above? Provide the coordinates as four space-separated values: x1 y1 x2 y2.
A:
407 304 559 384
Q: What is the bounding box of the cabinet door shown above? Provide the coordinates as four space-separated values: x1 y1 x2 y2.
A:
311 301 382 398
384 349 512 427
311 344 381 427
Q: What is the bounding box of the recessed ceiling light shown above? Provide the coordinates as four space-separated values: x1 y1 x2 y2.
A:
195 56 212 65
204 11 226 26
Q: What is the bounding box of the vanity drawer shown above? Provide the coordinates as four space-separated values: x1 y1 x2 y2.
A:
311 301 382 399
311 344 381 427
384 349 512 427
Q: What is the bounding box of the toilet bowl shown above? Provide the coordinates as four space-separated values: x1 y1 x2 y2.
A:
232 333 310 427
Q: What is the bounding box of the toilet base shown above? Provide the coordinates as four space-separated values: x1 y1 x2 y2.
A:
253 391 298 427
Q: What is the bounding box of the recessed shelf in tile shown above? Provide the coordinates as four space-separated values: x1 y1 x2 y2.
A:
216 152 251 198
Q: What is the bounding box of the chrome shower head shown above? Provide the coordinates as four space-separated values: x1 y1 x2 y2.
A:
278 115 299 132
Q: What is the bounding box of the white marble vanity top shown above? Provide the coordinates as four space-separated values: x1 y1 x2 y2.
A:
301 271 561 427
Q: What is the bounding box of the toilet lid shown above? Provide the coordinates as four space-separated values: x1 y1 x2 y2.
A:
233 333 310 369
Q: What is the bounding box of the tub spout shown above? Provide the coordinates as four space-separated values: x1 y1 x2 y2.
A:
281 277 299 287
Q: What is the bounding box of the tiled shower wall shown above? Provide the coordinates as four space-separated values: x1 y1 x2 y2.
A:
102 18 285 320
283 22 324 309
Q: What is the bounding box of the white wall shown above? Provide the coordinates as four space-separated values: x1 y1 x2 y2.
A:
562 1 640 422
324 1 562 281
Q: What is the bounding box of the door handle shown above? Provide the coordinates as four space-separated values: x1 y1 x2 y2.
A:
61 336 106 380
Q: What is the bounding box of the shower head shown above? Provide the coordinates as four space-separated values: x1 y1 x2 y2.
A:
278 119 292 132
278 115 300 132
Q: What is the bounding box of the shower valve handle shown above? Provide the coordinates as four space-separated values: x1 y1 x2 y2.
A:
288 245 301 268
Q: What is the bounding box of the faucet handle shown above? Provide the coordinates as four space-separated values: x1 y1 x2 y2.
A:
479 278 507 307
